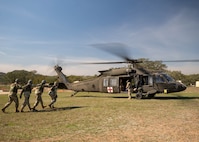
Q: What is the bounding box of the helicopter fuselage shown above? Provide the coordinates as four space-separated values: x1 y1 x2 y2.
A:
55 65 186 99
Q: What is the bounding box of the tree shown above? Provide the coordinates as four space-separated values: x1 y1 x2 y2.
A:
5 70 57 85
6 70 32 84
166 70 185 81
138 58 167 71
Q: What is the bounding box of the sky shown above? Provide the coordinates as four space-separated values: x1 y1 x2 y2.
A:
0 0 199 76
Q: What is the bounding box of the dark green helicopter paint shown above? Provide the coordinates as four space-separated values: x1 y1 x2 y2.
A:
54 65 186 99
54 44 198 99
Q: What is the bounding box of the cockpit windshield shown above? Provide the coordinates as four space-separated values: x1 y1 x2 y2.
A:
154 73 175 83
154 74 165 83
162 73 175 82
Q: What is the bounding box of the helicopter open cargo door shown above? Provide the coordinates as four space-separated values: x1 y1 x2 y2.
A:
119 77 132 92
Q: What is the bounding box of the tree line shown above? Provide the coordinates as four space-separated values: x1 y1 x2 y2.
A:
0 59 198 86
138 58 199 86
0 70 97 85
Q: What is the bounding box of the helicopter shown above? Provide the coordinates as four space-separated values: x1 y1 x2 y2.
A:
54 45 198 99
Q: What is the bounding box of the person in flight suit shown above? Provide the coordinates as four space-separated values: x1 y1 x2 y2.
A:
20 80 33 112
32 80 48 111
126 80 132 99
2 79 22 113
48 81 58 108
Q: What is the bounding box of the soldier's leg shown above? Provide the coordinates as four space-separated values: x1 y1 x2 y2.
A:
20 106 26 112
32 94 40 110
48 95 54 108
40 96 46 109
2 96 13 112
49 97 56 108
27 96 31 111
128 90 132 99
13 95 19 112
21 94 28 112
52 97 57 108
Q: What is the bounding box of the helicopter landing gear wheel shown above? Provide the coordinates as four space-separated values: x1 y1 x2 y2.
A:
136 89 143 99
136 93 143 99
147 93 156 99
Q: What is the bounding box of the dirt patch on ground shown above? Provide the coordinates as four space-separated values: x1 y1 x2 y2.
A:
184 86 199 93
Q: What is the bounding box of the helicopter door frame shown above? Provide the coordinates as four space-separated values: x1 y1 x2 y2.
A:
119 77 132 92
101 76 120 93
141 75 156 94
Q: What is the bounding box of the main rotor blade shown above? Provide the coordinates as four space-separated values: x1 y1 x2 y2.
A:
81 61 127 64
81 59 143 65
161 59 199 62
91 43 132 61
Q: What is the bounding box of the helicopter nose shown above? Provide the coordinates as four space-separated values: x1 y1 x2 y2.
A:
178 83 187 91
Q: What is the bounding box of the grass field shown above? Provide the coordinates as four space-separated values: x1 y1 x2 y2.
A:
0 87 199 142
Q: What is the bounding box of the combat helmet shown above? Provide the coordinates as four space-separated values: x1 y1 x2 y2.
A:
28 80 32 84
41 80 46 84
15 79 19 83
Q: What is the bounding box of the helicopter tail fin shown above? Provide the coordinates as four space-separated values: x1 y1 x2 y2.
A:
54 65 70 89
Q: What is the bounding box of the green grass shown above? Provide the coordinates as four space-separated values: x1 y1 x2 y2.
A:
0 89 199 142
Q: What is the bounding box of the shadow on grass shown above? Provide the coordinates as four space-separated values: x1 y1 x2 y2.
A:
76 95 199 100
113 95 199 100
33 106 87 113
153 96 199 100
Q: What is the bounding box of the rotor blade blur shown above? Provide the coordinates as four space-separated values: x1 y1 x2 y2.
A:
161 59 199 62
80 61 127 64
91 43 132 61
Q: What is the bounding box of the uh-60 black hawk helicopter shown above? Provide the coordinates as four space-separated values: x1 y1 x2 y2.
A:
54 46 198 99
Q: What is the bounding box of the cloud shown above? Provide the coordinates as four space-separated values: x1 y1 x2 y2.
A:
106 8 199 60
167 62 199 75
0 55 124 76
0 51 6 56
0 3 42 22
0 63 50 75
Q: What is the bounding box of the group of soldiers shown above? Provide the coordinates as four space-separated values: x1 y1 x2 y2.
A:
1 79 58 113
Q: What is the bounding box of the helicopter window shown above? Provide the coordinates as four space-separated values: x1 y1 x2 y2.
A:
162 74 175 82
110 78 117 86
154 74 165 83
142 76 148 85
103 79 109 87
148 76 153 85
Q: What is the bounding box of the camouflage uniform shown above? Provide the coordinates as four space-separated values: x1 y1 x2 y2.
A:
126 80 132 99
2 79 22 113
48 82 58 108
20 80 32 112
32 80 48 111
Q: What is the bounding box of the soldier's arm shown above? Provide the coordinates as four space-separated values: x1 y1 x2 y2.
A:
44 84 51 88
18 84 23 89
20 86 25 98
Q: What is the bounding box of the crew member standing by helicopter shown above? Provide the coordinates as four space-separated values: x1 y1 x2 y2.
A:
134 74 143 91
20 80 33 112
2 79 22 113
32 80 48 112
126 80 132 99
48 81 58 108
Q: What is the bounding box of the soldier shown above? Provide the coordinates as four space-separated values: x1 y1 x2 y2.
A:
2 79 22 113
20 80 32 112
32 80 48 111
126 80 132 99
48 81 58 108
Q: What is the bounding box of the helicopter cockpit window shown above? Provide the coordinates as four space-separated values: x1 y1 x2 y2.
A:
154 74 165 83
162 74 175 82
148 76 153 86
103 79 109 87
142 76 148 85
110 78 117 86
